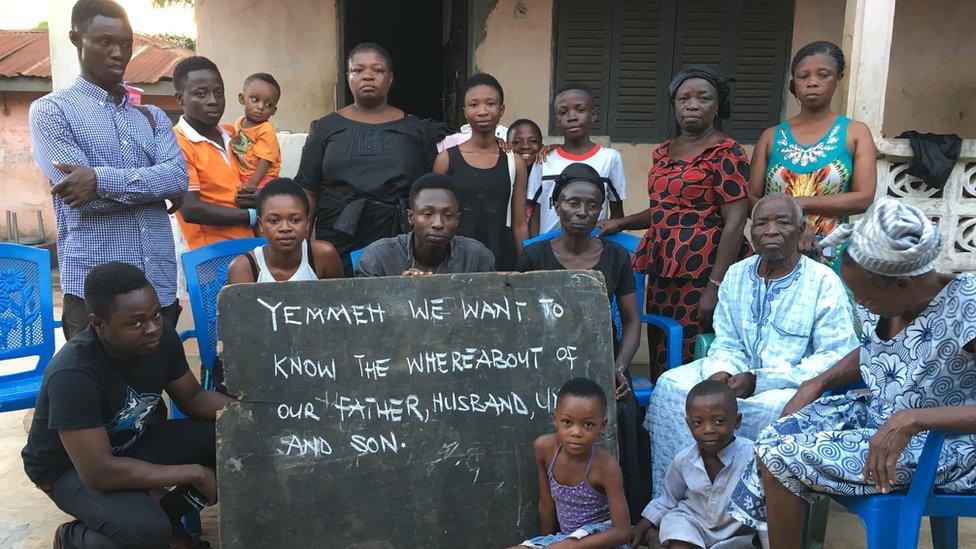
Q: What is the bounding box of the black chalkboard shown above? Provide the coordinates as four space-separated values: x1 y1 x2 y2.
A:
216 271 618 548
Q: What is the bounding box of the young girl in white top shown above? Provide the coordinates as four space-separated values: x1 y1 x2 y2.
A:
227 178 343 283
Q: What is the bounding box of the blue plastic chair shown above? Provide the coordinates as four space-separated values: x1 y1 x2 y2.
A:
522 229 684 407
349 248 364 274
827 429 973 549
177 237 265 536
0 243 60 413
179 238 266 392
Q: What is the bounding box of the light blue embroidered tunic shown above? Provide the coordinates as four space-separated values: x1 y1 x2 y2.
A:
729 273 976 531
646 255 858 497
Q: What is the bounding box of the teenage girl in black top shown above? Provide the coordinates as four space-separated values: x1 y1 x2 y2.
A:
433 73 528 270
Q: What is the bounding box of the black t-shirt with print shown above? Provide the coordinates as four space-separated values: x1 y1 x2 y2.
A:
21 325 189 485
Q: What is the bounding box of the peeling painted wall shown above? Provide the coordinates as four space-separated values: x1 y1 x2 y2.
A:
2 91 180 244
0 92 52 243
472 0 553 134
194 0 339 133
883 0 976 137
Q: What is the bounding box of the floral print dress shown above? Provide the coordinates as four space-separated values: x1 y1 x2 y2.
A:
764 116 854 250
728 273 976 531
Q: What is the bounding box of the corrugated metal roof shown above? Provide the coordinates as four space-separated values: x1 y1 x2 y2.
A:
0 29 193 84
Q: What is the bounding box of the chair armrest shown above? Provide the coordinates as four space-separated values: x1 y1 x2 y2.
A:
640 313 683 370
907 429 948 501
179 329 197 342
53 319 62 329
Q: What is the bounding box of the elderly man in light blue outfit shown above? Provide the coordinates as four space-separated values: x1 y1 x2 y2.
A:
647 193 858 497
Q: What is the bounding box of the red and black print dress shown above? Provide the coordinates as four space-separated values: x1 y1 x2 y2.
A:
633 138 751 377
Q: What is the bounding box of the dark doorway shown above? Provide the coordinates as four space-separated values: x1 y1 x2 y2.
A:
341 0 467 127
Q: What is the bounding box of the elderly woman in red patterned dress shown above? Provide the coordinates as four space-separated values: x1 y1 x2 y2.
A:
600 66 750 379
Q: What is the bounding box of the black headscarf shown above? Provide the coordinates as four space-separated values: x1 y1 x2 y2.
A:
668 66 734 126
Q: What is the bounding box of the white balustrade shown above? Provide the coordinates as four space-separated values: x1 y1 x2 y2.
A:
877 138 976 273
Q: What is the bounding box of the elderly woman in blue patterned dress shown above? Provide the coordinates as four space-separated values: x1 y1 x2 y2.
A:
729 198 976 548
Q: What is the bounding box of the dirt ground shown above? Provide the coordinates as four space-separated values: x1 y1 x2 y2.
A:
1 305 973 548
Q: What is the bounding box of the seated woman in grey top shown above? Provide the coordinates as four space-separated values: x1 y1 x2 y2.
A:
356 174 496 277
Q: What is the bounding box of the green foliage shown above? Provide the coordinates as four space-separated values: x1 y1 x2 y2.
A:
150 33 196 51
35 21 48 29
151 0 193 6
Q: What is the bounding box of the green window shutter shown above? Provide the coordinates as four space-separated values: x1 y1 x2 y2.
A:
552 0 613 135
725 0 794 141
667 0 739 136
670 0 793 141
553 0 793 142
672 0 736 69
605 0 667 141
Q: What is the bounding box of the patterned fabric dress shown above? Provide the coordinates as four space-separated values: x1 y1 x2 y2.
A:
764 116 854 265
633 138 751 377
729 273 976 531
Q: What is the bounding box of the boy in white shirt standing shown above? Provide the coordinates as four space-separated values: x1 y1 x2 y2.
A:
527 83 626 236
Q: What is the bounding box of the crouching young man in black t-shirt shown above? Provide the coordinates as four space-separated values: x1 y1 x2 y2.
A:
21 262 231 548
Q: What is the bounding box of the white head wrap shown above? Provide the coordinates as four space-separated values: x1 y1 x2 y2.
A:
820 197 942 277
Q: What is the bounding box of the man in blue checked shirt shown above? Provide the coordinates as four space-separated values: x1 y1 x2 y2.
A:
30 0 189 340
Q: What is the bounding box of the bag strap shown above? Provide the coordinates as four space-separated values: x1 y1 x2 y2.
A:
541 173 620 206
604 179 622 203
133 104 156 133
531 186 545 204
245 252 259 282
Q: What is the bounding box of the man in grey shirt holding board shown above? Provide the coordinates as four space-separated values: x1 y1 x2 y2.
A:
356 174 496 276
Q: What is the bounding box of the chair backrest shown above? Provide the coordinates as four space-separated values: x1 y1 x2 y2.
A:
350 248 364 275
181 238 266 374
0 243 56 381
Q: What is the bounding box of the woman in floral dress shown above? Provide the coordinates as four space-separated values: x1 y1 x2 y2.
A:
728 198 976 548
748 41 877 266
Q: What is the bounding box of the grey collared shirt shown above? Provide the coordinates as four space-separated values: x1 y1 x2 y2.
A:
356 232 496 276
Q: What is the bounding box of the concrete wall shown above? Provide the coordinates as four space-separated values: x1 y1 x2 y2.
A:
783 0 846 119
473 0 553 135
1 91 188 244
0 92 52 243
883 0 976 137
194 0 339 134
261 0 976 198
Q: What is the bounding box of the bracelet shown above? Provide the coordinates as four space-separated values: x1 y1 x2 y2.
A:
247 208 257 227
708 277 722 288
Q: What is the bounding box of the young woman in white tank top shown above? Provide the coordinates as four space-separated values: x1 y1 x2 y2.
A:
250 240 319 282
227 179 342 284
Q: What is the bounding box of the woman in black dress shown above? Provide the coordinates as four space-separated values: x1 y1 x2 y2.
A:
295 43 446 274
433 73 528 270
515 162 648 519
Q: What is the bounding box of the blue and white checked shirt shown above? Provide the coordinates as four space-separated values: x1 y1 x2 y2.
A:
29 76 188 304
